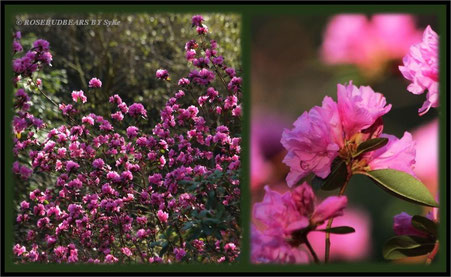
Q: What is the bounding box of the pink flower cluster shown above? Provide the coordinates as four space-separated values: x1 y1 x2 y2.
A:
399 26 439 116
252 183 347 263
281 81 415 187
12 31 23 53
321 14 421 74
88 77 102 88
12 15 241 264
12 36 52 78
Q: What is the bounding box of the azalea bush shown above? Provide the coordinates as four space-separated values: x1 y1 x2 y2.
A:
12 15 242 264
251 22 440 264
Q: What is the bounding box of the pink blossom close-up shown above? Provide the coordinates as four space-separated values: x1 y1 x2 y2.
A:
337 82 391 139
251 224 310 264
399 25 439 116
252 184 348 264
366 132 416 177
281 106 340 187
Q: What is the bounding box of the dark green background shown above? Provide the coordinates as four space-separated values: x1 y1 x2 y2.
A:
2 3 448 274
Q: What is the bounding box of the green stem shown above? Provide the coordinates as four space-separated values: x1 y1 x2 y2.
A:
325 162 352 263
304 237 320 264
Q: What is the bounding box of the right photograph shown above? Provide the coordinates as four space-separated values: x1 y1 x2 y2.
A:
250 14 440 264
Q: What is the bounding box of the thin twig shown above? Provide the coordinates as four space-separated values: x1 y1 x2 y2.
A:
325 162 352 263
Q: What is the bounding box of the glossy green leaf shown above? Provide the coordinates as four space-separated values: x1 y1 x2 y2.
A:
312 157 348 191
361 169 438 207
412 215 438 237
159 241 169 256
315 226 355 234
352 137 388 158
383 235 435 260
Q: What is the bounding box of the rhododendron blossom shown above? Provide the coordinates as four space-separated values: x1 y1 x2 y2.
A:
88 77 102 88
252 183 347 263
399 25 439 116
281 81 393 187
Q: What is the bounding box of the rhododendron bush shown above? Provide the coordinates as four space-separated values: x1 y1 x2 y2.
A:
251 21 440 264
12 15 242 264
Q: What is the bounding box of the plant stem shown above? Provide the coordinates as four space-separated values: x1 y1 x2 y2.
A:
425 240 439 265
324 163 352 263
304 237 320 264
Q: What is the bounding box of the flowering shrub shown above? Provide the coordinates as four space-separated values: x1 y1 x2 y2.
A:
252 23 440 264
12 15 241 264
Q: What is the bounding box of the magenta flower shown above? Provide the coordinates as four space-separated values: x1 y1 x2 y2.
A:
399 25 439 115
121 247 133 257
310 196 348 225
128 103 147 117
65 160 80 172
252 184 348 264
281 105 340 187
178 78 190 86
196 26 208 35
251 225 310 264
13 41 23 53
13 244 26 256
337 82 391 139
192 15 204 27
279 83 391 187
92 158 104 169
174 248 186 261
71 90 87 103
156 69 169 80
32 39 50 52
366 132 416 177
393 212 429 237
126 126 139 138
253 186 307 235
104 254 118 263
157 210 169 223
88 77 102 88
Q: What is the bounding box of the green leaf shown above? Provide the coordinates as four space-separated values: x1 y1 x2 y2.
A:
353 137 388 158
360 169 438 207
412 215 438 237
181 222 194 231
312 157 348 191
315 226 355 234
159 241 169 256
383 235 436 260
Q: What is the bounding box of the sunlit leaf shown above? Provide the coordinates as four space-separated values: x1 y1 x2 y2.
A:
360 169 438 207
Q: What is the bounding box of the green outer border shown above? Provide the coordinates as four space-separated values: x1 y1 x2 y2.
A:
2 3 448 274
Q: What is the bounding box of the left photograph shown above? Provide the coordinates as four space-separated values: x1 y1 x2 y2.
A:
11 13 242 264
